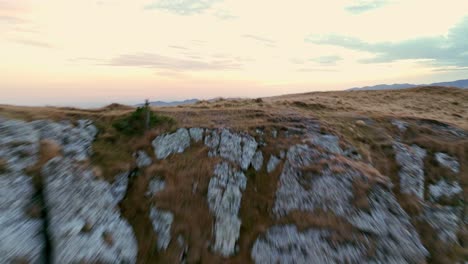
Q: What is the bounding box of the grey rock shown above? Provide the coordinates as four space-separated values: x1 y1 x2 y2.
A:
429 180 463 203
308 134 342 154
279 150 286 159
266 155 281 173
189 127 204 142
251 151 264 171
423 205 462 243
110 172 130 204
31 119 97 161
241 135 259 170
152 128 191 159
0 172 44 264
42 157 138 263
204 129 220 156
218 129 242 166
271 129 278 138
393 142 427 199
213 215 241 257
263 143 427 263
435 152 460 174
146 178 166 197
212 129 258 170
0 119 39 172
134 150 152 168
150 207 174 251
207 162 246 256
252 225 368 264
391 119 409 132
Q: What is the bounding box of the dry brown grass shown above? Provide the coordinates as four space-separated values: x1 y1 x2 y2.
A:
1 86 467 263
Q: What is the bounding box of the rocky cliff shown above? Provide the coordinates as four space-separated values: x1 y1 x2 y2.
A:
0 92 467 263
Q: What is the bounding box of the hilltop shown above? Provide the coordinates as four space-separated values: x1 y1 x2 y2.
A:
0 86 467 263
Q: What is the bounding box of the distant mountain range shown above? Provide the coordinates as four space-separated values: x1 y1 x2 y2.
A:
137 99 199 107
348 79 468 91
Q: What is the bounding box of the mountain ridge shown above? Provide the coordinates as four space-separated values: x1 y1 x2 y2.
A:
348 79 468 91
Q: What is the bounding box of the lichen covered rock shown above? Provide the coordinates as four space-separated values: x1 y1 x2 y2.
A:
435 152 460 174
251 150 264 171
256 143 427 263
266 155 281 173
150 207 174 251
207 162 247 256
428 179 463 203
0 119 39 172
134 150 152 168
393 142 427 199
153 128 191 159
0 172 44 263
42 157 138 263
189 127 204 142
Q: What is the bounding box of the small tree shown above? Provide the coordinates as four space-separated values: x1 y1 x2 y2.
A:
112 101 174 136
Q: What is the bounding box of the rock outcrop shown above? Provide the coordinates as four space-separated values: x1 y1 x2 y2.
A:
435 152 460 173
134 150 152 168
428 180 463 203
393 142 427 199
251 150 264 171
189 127 204 142
43 157 138 263
0 172 44 263
254 143 428 263
150 207 174 251
207 162 247 256
266 155 281 173
153 128 191 159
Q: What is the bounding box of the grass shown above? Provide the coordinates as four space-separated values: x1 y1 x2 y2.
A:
0 86 466 263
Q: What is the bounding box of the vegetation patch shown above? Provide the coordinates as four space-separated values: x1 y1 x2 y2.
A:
113 107 175 136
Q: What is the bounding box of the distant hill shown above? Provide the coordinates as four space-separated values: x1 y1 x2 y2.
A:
137 99 199 107
348 79 468 91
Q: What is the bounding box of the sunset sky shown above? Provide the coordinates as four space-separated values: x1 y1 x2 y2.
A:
1 0 468 106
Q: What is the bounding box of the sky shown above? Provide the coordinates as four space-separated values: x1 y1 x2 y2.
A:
1 0 468 107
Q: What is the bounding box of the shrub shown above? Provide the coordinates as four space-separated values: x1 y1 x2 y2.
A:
112 107 175 136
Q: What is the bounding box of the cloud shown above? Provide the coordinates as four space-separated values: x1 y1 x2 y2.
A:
144 0 221 15
13 39 54 49
345 0 389 14
306 16 468 68
297 68 339 72
0 15 26 25
310 55 342 65
107 52 242 71
213 9 237 20
168 45 189 50
242 34 276 47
